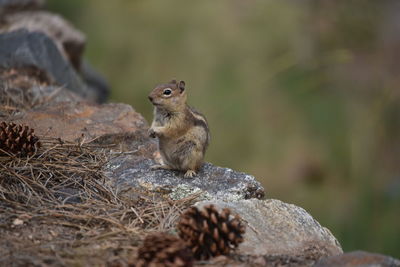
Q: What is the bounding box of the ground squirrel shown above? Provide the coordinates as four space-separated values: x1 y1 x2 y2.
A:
148 79 210 178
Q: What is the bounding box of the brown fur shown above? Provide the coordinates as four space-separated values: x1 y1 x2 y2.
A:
148 80 210 177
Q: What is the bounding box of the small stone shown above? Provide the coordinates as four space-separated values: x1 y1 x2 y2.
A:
252 256 267 266
49 230 58 237
12 218 24 225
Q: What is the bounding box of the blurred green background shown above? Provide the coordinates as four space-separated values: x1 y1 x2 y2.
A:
48 0 400 257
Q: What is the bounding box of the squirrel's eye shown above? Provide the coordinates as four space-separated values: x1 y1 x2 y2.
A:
163 89 172 96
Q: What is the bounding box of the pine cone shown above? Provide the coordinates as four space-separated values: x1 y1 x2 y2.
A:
0 122 41 157
136 233 193 267
177 205 245 260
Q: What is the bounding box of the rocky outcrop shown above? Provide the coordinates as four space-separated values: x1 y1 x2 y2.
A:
1 1 399 267
9 99 265 202
196 199 342 260
0 1 340 265
107 157 265 202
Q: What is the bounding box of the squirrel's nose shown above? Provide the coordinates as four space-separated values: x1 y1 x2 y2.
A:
148 96 153 102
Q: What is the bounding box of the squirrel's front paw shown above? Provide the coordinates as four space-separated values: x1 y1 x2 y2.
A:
148 128 156 138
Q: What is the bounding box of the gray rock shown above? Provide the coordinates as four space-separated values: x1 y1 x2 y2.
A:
1 11 86 71
0 30 95 100
106 156 265 202
195 199 342 259
81 60 110 103
0 11 109 102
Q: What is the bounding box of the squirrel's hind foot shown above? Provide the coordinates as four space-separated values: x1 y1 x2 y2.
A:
184 170 197 178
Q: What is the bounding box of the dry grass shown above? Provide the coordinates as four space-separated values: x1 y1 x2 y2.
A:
0 67 81 120
0 138 111 205
0 67 52 109
0 136 200 266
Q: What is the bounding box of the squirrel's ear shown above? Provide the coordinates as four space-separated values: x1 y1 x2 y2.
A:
169 79 177 84
178 80 185 93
